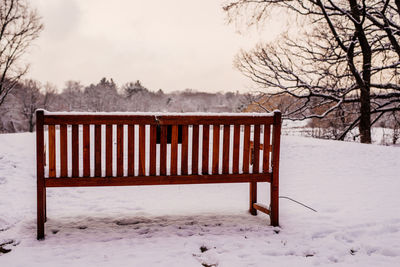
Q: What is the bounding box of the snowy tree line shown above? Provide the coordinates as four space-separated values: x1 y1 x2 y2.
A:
0 78 248 133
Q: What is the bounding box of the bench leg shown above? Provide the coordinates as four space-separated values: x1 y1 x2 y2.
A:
44 188 47 222
249 182 257 215
270 183 279 227
37 185 45 240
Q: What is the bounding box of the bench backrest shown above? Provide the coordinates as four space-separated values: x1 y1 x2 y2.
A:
36 110 281 187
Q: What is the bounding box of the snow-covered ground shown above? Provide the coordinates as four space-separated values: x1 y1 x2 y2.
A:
0 132 399 266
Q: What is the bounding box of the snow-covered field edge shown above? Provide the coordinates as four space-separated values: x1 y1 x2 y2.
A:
0 132 399 266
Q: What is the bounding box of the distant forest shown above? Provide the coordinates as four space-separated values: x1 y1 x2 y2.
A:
0 78 249 133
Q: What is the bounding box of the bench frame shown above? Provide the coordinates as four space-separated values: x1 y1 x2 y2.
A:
36 110 281 240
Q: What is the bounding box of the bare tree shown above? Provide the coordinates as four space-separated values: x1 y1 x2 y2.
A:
0 0 43 107
17 79 42 132
224 0 400 143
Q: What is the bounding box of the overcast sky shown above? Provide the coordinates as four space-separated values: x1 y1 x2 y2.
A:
27 0 286 93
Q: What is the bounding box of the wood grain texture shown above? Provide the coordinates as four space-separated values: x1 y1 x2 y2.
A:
72 125 79 177
149 125 157 176
270 111 282 226
139 125 146 176
44 114 274 126
83 125 90 177
181 125 189 175
128 125 134 176
94 125 102 177
202 125 209 175
253 203 270 215
117 124 123 177
60 124 68 177
232 125 240 174
263 124 271 173
106 125 113 177
253 125 261 174
45 173 271 187
222 125 230 174
243 125 250 174
249 181 257 215
212 125 220 174
48 125 56 178
160 125 167 175
36 110 45 239
192 125 199 175
170 125 178 175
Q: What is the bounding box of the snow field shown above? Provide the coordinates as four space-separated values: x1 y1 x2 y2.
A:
0 132 399 266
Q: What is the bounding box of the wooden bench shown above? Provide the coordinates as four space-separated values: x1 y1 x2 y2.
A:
36 110 282 240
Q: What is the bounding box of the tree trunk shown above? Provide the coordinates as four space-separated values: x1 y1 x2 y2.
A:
359 88 371 143
29 113 34 132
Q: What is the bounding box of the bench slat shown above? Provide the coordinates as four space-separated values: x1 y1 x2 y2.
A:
160 125 167 175
48 125 56 178
202 125 209 175
263 124 271 173
243 125 250 174
171 125 178 175
95 125 102 177
72 125 79 177
106 125 113 177
128 125 134 176
44 115 156 125
83 125 90 177
222 125 230 174
212 125 220 174
192 125 199 175
156 116 273 126
181 125 188 175
139 125 146 176
60 125 68 177
253 124 261 173
149 125 157 176
232 125 240 174
45 173 271 187
117 124 123 177
44 114 273 126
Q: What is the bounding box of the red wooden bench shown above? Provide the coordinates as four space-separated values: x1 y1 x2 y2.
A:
36 110 282 239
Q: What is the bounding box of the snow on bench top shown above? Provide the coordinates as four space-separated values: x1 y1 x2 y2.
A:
40 109 280 117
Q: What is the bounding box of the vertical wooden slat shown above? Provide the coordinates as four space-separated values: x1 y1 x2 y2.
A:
232 125 240 174
106 124 113 177
94 125 102 177
128 125 134 176
48 125 56 178
83 124 90 177
60 124 68 177
243 125 250 173
117 124 123 177
192 125 199 175
160 125 167 175
170 125 178 175
181 125 189 175
72 125 79 177
202 125 209 175
243 125 250 174
270 111 282 227
222 125 230 174
36 110 45 239
149 125 157 176
212 124 220 174
253 124 261 173
139 124 146 176
263 124 271 173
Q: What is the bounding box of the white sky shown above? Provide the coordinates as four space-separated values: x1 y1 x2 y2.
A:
27 0 286 93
